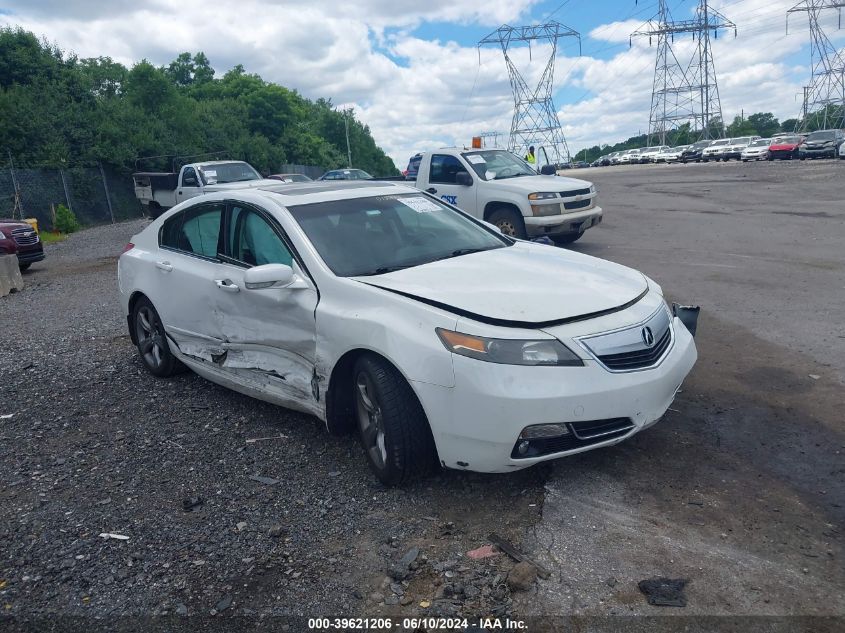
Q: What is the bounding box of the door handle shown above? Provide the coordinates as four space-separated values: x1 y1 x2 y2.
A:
215 279 240 293
155 261 173 272
426 187 437 194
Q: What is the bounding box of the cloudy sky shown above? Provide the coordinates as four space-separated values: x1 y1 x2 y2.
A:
3 0 844 168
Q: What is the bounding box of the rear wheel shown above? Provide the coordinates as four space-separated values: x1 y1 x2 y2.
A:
353 354 437 486
487 207 527 239
132 296 184 377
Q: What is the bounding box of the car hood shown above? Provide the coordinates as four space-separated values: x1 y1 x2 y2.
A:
771 143 800 150
484 174 592 194
353 242 648 326
0 219 32 229
204 179 280 191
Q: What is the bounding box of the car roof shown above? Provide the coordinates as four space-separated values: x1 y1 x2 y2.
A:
248 180 416 206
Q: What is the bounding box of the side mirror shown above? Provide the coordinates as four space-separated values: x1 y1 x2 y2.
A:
456 171 473 186
540 165 556 175
244 263 295 289
183 177 198 186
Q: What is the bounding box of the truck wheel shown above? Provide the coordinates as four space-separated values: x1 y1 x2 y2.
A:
551 232 583 245
147 203 164 219
488 207 527 239
353 354 437 486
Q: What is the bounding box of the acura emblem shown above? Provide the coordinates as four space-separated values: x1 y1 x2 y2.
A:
641 326 655 347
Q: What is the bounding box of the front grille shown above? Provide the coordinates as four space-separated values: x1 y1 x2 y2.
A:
11 227 39 246
560 187 591 198
564 199 591 211
598 326 671 370
511 418 634 459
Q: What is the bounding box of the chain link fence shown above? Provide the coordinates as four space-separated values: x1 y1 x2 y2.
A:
0 155 143 231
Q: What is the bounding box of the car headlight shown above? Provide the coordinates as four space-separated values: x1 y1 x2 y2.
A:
590 185 596 194
436 328 583 366
0 230 6 239
528 192 558 201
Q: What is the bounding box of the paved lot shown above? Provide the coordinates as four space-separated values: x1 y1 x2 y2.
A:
523 159 844 623
0 159 842 628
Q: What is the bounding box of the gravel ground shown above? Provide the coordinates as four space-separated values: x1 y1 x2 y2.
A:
0 220 547 622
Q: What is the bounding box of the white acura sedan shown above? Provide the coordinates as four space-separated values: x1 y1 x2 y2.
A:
118 181 697 484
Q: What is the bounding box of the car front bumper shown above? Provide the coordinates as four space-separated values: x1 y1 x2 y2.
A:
524 206 603 237
799 147 836 158
413 315 697 473
17 245 45 264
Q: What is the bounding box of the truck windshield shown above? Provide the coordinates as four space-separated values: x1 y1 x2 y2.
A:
287 194 509 277
460 150 536 181
197 162 261 185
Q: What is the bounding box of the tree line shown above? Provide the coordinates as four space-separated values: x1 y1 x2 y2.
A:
0 27 399 176
573 107 843 164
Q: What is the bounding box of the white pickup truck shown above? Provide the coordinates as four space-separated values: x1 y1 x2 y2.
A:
133 160 278 218
406 148 602 243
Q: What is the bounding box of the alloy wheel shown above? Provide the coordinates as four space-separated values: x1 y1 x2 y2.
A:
136 305 166 369
355 371 387 470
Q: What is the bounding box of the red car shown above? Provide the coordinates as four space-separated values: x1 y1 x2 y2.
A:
768 135 805 160
0 219 45 270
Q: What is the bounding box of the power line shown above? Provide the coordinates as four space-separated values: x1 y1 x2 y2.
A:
631 0 737 144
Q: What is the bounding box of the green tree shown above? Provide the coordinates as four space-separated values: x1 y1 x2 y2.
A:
746 112 780 137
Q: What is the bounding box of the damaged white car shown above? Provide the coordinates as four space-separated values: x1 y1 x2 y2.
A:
118 181 698 485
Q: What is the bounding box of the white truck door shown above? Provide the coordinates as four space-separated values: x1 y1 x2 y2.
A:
177 166 203 203
423 154 477 215
210 203 319 411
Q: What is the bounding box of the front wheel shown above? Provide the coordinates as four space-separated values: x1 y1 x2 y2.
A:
487 207 527 239
132 297 184 377
353 355 437 486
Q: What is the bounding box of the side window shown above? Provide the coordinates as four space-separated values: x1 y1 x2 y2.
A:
161 204 222 258
182 167 199 186
228 206 293 267
430 154 468 185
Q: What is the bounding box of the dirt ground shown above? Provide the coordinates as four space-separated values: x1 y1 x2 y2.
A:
1 159 843 631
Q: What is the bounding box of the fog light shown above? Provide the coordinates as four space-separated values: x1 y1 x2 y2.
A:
520 423 572 440
517 440 530 455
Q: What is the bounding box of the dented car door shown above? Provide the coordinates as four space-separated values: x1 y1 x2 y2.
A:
210 202 319 411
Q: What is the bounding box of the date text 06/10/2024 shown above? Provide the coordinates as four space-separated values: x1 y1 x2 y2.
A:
307 617 529 630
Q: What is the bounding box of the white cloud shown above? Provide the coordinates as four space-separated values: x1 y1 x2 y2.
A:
3 0 844 167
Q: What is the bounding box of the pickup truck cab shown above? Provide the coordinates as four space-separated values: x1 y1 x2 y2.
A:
133 160 278 218
409 148 601 244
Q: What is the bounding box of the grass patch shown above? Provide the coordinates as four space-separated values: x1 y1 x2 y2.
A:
40 231 68 245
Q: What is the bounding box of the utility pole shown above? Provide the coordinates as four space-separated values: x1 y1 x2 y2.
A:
631 0 736 144
787 1 845 131
479 21 581 164
344 109 352 168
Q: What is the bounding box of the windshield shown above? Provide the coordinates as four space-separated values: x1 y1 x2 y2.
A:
712 140 730 146
807 131 835 140
732 137 751 144
749 139 770 147
197 162 261 185
460 150 536 181
775 137 801 144
287 193 509 277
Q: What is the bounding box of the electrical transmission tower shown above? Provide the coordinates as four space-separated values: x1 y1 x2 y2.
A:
479 22 581 163
787 1 845 130
631 1 736 145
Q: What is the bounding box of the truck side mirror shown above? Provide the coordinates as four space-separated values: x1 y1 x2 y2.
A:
540 165 556 176
456 172 473 186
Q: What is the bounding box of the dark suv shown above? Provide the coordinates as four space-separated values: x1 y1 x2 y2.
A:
0 219 45 270
404 153 423 180
679 140 714 163
798 129 844 159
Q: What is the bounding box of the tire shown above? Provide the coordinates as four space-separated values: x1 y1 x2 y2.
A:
551 232 583 245
19 262 31 271
147 203 164 219
353 354 437 486
131 296 184 377
487 207 527 239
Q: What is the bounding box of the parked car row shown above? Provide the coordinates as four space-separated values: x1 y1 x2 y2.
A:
590 129 845 167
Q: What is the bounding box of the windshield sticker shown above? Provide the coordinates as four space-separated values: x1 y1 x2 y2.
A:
399 196 441 213
466 154 486 165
